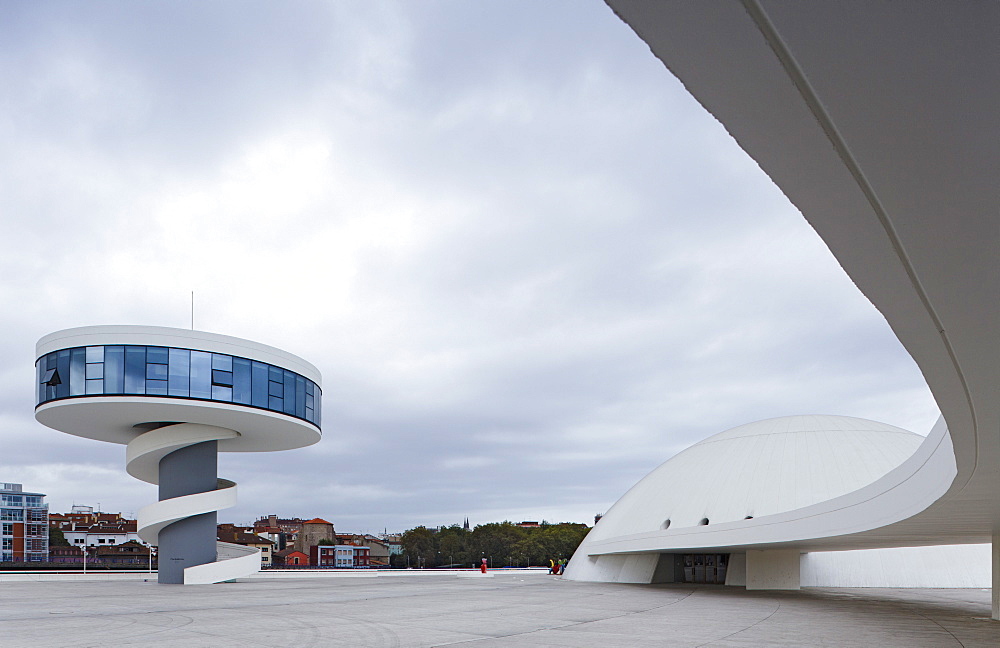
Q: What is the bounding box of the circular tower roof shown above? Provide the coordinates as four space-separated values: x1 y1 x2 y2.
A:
587 415 922 542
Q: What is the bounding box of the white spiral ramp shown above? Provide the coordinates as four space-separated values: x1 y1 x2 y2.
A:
128 423 260 584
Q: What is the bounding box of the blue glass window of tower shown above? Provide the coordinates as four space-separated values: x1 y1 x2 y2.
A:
189 351 211 399
55 350 71 399
124 346 146 394
211 385 233 401
85 346 104 396
37 344 320 429
168 348 190 397
146 363 168 380
85 346 104 363
251 361 268 408
146 346 169 365
282 371 297 416
232 358 251 405
295 376 306 419
70 348 86 396
104 346 125 394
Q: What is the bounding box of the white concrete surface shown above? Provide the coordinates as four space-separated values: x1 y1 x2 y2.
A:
185 542 260 585
746 549 800 591
801 544 991 588
570 416 923 554
2 576 998 647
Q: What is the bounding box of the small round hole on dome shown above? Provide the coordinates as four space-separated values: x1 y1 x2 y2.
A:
660 519 671 530
699 517 709 526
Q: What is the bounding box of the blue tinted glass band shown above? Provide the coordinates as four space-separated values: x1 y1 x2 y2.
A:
36 345 321 429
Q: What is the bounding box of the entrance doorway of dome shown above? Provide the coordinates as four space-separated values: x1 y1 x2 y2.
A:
683 553 728 584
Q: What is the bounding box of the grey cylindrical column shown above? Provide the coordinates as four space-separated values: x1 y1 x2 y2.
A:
157 440 218 584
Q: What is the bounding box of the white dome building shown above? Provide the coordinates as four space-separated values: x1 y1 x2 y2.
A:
566 415 990 587
593 415 922 538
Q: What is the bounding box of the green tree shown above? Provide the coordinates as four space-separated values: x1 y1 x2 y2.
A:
470 522 523 566
401 526 435 567
48 527 70 547
538 523 590 560
512 535 547 566
436 525 469 566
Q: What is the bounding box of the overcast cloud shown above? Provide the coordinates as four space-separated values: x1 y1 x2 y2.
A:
0 1 937 533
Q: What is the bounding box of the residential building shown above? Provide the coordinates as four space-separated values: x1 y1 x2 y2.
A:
309 545 337 567
1 482 48 562
273 549 309 566
383 534 403 557
252 514 305 551
93 540 151 565
353 545 370 568
217 524 274 567
294 518 335 553
336 534 389 566
48 545 84 564
309 545 368 568
354 535 390 566
50 506 143 548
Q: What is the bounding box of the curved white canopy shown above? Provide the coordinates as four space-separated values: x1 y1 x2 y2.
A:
571 1 998 567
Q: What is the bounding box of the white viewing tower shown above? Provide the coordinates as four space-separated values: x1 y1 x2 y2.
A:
34 326 322 584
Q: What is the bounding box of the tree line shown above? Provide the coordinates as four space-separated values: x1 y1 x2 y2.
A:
395 521 590 568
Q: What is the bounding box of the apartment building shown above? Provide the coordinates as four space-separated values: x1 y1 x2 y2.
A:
1 482 48 562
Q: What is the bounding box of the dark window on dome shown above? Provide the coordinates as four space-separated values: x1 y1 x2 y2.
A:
660 519 671 530
744 515 754 520
699 518 709 526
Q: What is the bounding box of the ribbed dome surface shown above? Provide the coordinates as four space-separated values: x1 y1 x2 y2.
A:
587 415 922 541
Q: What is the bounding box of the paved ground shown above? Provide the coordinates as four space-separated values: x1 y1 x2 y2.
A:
0 573 997 647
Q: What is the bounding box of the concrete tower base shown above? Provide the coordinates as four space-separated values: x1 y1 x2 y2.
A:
156 440 218 584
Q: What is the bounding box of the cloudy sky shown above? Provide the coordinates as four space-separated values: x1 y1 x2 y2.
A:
0 1 938 534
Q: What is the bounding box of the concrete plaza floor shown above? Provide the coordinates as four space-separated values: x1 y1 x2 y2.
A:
1 572 997 647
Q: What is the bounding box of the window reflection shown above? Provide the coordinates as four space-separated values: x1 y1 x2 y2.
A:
36 344 321 428
168 348 190 397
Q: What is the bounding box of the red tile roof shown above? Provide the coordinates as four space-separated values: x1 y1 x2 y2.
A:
302 518 333 525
